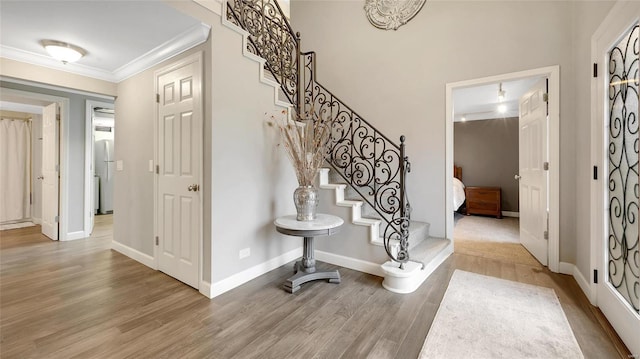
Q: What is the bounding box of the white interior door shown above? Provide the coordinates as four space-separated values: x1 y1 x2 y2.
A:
593 10 640 356
518 79 548 265
41 102 59 240
156 54 202 289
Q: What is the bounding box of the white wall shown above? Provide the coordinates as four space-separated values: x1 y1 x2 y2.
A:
291 0 613 266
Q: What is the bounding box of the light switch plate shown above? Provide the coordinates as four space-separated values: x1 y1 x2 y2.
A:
116 160 124 171
239 248 250 259
148 160 154 172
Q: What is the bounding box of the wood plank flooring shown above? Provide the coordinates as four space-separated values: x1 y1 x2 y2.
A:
0 217 629 358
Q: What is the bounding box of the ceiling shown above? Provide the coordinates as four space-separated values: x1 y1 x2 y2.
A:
453 77 544 122
0 1 208 83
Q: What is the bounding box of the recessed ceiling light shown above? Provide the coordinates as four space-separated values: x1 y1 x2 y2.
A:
41 40 86 64
498 104 507 113
461 116 467 122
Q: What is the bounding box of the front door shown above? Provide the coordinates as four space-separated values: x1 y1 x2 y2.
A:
156 53 203 289
593 9 639 355
41 102 59 241
518 79 548 265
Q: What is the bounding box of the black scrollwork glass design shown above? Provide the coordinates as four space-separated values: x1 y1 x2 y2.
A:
608 24 639 313
226 0 298 106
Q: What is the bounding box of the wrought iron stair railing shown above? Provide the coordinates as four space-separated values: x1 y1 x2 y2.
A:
226 0 412 267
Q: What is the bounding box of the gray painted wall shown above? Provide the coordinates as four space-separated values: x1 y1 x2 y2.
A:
0 81 113 234
114 4 301 284
454 117 519 212
291 0 613 276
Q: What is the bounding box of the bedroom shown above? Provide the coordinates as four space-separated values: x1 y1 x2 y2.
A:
451 75 549 266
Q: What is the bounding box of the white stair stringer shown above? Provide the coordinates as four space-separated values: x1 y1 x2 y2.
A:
318 168 383 247
203 0 293 109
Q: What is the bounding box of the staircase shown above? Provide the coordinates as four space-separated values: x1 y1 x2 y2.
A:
211 0 452 293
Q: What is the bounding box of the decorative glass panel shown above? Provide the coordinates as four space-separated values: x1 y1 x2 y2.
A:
608 23 639 313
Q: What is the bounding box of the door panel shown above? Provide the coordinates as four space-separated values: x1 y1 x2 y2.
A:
157 55 202 289
41 103 58 240
519 79 548 265
596 18 640 356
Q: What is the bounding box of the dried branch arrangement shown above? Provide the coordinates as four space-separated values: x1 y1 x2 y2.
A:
267 107 333 186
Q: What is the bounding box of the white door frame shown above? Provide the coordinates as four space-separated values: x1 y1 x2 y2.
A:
0 87 71 240
445 66 560 273
590 2 639 354
153 52 204 289
84 100 115 237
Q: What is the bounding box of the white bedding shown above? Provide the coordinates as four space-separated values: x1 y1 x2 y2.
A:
453 177 465 211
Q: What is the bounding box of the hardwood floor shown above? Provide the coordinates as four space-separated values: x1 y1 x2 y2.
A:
0 217 629 358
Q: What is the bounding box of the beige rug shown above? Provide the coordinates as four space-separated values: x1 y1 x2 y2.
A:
419 270 583 359
454 215 519 243
455 240 541 267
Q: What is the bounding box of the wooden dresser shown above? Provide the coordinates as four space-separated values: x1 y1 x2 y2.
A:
465 187 502 219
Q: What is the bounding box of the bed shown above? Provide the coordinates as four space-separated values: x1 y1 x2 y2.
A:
453 165 465 211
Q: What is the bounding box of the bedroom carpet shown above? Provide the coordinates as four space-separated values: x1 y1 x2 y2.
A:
454 214 519 243
418 270 584 359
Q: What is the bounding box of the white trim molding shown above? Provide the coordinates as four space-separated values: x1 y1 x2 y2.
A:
63 231 87 241
559 262 596 305
315 250 384 277
193 0 224 16
0 23 210 83
209 247 302 298
501 211 520 218
111 240 157 270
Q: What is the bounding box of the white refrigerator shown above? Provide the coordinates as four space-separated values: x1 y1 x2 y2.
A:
95 139 114 214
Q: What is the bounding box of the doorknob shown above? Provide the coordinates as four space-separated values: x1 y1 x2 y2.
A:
188 184 200 192
514 174 521 181
37 176 44 180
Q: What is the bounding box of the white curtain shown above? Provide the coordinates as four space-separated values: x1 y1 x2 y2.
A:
0 118 31 223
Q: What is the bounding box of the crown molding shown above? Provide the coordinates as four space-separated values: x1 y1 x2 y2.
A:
0 22 210 83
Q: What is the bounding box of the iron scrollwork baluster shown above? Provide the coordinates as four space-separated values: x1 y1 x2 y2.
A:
227 0 413 266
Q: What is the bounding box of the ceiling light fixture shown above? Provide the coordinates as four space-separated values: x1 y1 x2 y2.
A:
497 82 506 102
498 104 507 113
41 40 86 64
461 115 467 122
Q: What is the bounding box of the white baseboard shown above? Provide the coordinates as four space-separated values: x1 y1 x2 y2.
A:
210 247 302 298
32 217 42 225
502 211 520 218
199 280 213 298
63 230 87 241
315 250 384 277
559 262 595 305
111 240 157 270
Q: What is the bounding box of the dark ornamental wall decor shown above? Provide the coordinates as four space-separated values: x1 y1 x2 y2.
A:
608 23 639 314
364 0 427 31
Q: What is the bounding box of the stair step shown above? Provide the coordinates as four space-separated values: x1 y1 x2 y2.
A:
407 237 451 264
336 200 362 207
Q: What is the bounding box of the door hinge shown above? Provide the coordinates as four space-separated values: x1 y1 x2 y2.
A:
54 215 59 223
543 162 549 171
593 63 598 78
56 114 61 121
593 165 598 180
543 93 549 103
156 94 160 103
155 165 159 174
593 269 598 284
543 230 549 240
155 236 159 246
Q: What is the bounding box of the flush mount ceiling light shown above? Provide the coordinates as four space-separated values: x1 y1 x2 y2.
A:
41 40 86 64
497 82 506 102
498 104 507 113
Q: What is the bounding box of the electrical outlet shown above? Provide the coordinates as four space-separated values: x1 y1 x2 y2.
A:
239 248 250 259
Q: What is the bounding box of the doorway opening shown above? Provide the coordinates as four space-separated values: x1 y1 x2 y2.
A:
0 88 69 240
445 66 560 272
85 101 115 236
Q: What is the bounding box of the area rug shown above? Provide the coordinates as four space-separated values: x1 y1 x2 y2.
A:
419 270 583 359
0 221 35 230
